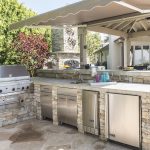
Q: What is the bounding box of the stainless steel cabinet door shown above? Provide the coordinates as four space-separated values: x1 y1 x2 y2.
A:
108 93 140 148
82 91 98 129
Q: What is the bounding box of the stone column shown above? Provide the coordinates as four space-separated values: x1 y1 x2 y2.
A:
34 84 42 120
77 89 84 133
52 86 59 125
52 28 64 52
141 94 150 150
78 27 87 68
99 90 107 141
124 38 131 67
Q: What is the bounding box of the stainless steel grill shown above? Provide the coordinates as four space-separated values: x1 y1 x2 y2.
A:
0 65 31 94
0 65 31 109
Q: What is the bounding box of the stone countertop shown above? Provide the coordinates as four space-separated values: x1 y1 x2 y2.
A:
102 83 150 94
32 77 150 94
32 77 97 91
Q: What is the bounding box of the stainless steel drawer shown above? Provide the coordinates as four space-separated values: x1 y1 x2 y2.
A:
40 85 52 93
57 88 77 96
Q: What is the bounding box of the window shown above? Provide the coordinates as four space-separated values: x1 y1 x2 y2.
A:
143 45 150 64
133 45 150 65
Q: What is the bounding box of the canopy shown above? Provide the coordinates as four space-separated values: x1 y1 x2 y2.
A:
9 0 150 30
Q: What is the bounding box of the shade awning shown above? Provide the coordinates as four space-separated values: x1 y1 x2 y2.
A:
9 0 150 30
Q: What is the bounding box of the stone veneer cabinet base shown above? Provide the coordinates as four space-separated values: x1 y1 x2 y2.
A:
0 92 36 127
33 79 150 150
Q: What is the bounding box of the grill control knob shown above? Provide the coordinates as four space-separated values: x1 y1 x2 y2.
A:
0 90 2 93
22 87 24 90
20 99 24 103
12 88 15 91
26 86 29 89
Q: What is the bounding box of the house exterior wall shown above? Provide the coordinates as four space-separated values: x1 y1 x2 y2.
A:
107 35 122 69
107 36 150 69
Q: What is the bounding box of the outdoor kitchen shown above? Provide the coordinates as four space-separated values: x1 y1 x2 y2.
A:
1 0 150 150
34 68 150 149
1 64 150 150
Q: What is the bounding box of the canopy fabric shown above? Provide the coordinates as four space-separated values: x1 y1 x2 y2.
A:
9 0 150 30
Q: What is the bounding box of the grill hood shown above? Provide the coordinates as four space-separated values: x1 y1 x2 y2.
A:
0 65 29 78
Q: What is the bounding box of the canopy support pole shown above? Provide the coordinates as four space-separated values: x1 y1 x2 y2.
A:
78 27 87 68
123 38 131 67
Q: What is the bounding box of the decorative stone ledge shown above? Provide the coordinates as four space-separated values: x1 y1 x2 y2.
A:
37 69 150 84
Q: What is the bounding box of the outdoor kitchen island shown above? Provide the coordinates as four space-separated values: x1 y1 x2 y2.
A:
33 77 150 150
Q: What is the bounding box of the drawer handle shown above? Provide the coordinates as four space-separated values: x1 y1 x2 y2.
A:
90 120 94 122
41 94 51 97
68 99 76 101
109 133 116 137
43 88 49 90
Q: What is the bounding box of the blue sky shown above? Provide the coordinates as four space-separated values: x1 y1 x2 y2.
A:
18 0 81 14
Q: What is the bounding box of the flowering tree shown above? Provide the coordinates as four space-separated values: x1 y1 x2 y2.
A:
13 32 50 76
